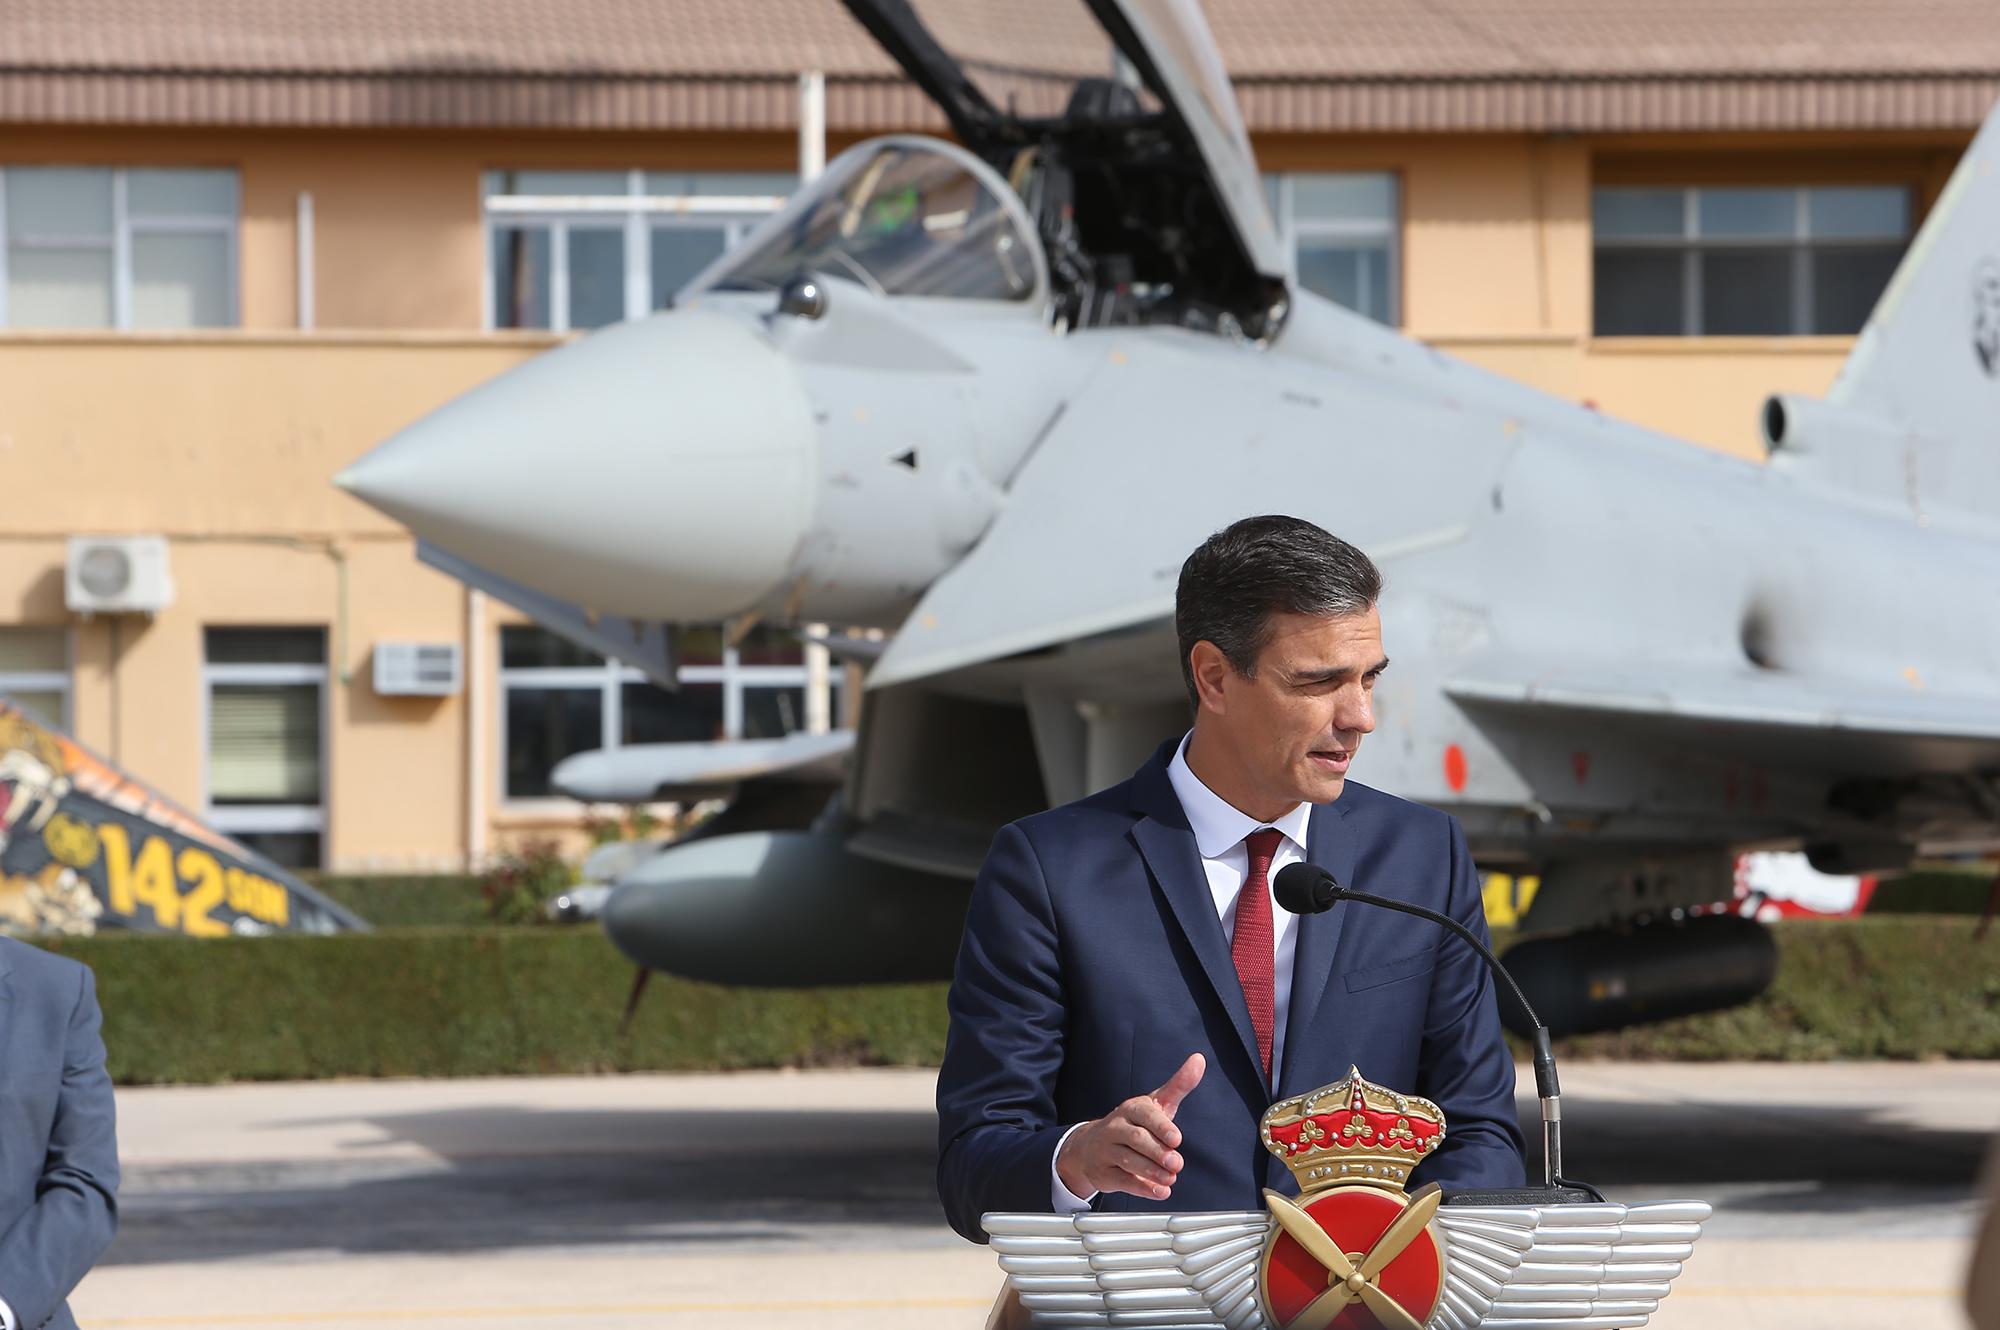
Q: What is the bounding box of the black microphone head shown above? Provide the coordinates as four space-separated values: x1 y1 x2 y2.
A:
1273 861 1338 915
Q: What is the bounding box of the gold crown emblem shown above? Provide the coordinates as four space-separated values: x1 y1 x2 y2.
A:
1259 1066 1446 1194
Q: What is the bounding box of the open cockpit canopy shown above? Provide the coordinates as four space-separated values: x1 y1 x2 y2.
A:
825 0 1289 337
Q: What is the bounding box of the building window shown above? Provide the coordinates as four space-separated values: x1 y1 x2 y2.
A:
0 627 70 728
499 624 834 800
204 628 326 870
0 167 238 330
1593 185 1911 336
483 170 794 332
1266 173 1400 325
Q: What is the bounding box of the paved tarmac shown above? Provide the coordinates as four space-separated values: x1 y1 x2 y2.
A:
71 1061 1999 1329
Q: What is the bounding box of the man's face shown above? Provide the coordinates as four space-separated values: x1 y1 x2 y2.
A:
1201 607 1385 807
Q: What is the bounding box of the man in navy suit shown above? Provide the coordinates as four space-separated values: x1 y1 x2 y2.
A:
937 515 1524 1243
0 937 118 1330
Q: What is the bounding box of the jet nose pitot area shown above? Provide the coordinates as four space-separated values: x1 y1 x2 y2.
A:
336 310 817 621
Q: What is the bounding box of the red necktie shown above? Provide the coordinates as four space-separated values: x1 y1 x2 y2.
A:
1233 827 1284 1083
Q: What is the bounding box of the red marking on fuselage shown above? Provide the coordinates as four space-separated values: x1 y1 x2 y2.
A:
1443 745 1468 793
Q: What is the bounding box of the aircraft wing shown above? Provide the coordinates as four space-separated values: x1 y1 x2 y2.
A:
867 338 1509 691
1447 658 2000 743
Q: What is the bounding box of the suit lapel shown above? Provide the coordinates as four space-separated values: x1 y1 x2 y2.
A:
1277 791 1361 1095
1127 750 1264 1084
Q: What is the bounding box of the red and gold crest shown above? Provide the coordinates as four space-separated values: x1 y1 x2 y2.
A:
1257 1067 1447 1330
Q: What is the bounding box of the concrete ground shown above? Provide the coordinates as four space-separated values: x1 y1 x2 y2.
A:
70 1061 1999 1329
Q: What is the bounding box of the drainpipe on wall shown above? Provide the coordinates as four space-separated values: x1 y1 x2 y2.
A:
296 192 315 331
804 622 830 735
106 616 123 764
799 72 826 181
797 74 831 734
464 587 487 872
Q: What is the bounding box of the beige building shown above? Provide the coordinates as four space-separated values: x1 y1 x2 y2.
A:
0 0 1994 873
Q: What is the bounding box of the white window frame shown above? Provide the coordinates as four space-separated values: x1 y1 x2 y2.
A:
1265 172 1402 327
0 626 73 730
0 166 240 330
481 169 787 332
1592 184 1912 337
497 628 833 807
201 635 328 867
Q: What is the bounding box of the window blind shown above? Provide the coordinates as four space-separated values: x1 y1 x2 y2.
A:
0 628 64 673
0 689 64 723
209 684 321 803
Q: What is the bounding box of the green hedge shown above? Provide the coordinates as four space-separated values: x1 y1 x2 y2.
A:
1549 918 2000 1060
1867 867 1999 915
41 929 948 1086
306 874 491 928
33 917 2000 1086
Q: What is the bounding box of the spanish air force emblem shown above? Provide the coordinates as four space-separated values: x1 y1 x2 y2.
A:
983 1067 1709 1330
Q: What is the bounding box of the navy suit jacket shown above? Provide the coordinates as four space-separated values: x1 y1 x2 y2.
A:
0 938 118 1330
936 740 1525 1242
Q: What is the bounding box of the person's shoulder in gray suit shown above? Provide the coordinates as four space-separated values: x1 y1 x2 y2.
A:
0 935 118 1330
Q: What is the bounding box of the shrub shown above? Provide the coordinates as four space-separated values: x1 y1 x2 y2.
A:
479 840 573 926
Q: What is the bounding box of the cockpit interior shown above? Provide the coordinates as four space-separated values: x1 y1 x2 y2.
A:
700 0 1290 342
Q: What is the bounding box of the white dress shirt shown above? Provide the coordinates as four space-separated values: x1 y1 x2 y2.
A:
1053 732 1312 1210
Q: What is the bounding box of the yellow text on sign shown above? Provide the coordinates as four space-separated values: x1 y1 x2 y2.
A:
98 824 291 934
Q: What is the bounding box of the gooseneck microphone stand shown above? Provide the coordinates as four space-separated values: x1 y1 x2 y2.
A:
1272 861 1602 1202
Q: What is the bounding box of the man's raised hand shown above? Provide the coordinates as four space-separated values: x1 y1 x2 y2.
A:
1055 1053 1205 1202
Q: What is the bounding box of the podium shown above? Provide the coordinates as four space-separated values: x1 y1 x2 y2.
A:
979 1068 1709 1330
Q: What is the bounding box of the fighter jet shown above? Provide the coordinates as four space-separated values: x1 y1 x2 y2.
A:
339 0 2000 1031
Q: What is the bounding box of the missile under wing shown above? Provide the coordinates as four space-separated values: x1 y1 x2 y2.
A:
339 0 2000 1026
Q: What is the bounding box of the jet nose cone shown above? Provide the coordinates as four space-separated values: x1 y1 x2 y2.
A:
338 311 815 621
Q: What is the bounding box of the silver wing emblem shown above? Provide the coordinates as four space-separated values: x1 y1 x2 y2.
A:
986 1211 1271 1328
983 1200 1711 1330
1431 1201 1712 1330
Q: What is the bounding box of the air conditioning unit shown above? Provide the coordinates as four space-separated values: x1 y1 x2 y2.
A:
373 642 463 697
65 535 174 615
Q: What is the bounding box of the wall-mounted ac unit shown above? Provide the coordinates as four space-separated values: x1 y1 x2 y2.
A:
373 642 463 696
65 535 174 615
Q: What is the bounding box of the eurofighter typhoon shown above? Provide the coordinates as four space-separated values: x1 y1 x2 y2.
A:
338 0 2000 1032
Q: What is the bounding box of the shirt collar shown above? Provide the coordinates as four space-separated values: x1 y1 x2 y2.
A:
1166 731 1312 860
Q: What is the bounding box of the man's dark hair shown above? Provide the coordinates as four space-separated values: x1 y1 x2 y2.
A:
1175 515 1382 711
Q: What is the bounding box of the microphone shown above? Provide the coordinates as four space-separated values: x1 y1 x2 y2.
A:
1272 860 1599 1202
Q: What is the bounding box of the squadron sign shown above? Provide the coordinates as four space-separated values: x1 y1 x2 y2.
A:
984 1067 1708 1330
0 701 364 937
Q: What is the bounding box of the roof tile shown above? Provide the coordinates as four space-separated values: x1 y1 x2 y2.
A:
3 0 1996 132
